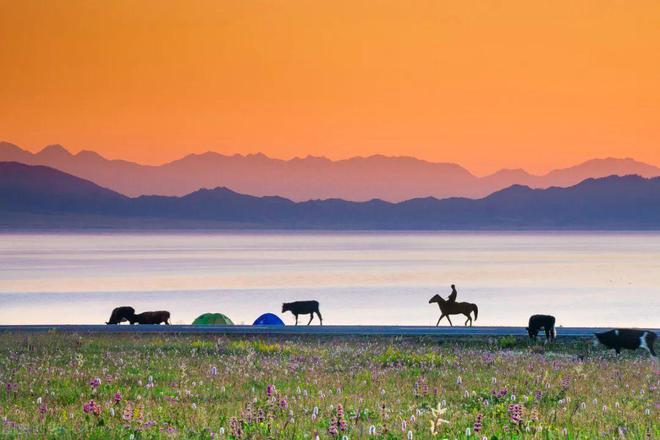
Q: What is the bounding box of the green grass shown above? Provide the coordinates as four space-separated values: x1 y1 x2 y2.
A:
0 333 657 439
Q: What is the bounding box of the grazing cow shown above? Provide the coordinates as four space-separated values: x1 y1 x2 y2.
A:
282 301 323 325
130 311 171 325
106 306 135 325
593 329 656 357
526 314 556 342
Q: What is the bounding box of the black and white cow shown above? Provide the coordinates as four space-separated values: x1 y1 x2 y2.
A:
593 329 656 357
526 314 556 342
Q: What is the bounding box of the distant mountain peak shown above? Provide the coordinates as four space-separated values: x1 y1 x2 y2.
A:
2 142 660 202
0 141 24 152
38 144 72 158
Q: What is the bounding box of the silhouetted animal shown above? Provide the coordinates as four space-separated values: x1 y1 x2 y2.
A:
429 294 478 326
526 314 556 342
282 301 322 325
130 311 171 325
106 306 135 325
593 329 656 357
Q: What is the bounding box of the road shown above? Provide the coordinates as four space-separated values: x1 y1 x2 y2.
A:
1 325 653 337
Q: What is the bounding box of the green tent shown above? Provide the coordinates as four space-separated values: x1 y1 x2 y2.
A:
192 313 234 325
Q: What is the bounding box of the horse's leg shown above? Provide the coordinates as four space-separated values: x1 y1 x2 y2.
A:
464 314 471 326
436 314 444 326
446 315 453 327
307 314 313 325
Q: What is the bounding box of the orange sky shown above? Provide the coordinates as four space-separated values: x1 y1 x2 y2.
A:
1 0 658 175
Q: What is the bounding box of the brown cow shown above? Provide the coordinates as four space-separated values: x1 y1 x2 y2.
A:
130 311 171 325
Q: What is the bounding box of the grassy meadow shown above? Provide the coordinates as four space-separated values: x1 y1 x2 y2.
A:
0 332 657 439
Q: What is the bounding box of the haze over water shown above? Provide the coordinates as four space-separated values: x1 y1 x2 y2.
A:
0 232 658 327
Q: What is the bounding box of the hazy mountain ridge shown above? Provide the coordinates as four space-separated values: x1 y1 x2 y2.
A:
2 161 660 230
3 141 659 202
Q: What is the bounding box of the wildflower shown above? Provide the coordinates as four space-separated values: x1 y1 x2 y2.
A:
368 425 376 435
402 420 407 431
192 403 197 410
279 398 287 409
83 400 101 416
456 376 462 385
114 392 122 404
210 366 218 376
36 397 42 405
508 404 522 425
510 394 516 401
109 407 115 417
466 427 471 436
89 378 101 389
407 430 413 440
429 402 450 435
473 413 483 433
122 403 133 421
267 384 275 398
328 417 338 435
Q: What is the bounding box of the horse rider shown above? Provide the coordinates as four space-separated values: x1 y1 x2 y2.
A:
448 284 458 303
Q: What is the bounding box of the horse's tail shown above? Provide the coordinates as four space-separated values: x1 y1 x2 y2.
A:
472 304 478 321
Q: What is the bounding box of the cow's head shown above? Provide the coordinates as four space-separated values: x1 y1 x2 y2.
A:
526 327 538 339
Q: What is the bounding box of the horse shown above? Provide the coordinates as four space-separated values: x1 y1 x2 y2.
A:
428 294 478 326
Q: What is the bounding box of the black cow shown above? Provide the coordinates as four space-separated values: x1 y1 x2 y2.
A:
106 306 135 325
526 314 556 342
593 329 656 357
130 311 171 325
282 301 323 325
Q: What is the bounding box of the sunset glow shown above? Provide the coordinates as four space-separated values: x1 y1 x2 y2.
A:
1 0 659 174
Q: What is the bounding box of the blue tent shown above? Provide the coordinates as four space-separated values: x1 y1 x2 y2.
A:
253 313 285 326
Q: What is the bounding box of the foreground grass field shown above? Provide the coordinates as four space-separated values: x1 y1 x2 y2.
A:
0 333 657 439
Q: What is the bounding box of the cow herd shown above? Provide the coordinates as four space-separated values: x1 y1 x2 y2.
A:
105 288 657 358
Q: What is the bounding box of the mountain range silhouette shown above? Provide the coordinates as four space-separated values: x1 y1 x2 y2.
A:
2 141 659 202
2 161 660 230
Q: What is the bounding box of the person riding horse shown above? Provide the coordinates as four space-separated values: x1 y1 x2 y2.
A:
429 284 478 326
448 284 458 303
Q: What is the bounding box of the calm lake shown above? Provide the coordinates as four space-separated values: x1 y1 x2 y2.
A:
0 232 658 327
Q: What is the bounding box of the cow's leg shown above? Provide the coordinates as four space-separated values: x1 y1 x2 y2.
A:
316 311 323 325
639 333 656 357
165 319 170 325
294 314 299 325
436 315 444 326
615 346 621 354
307 314 313 325
446 315 453 327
